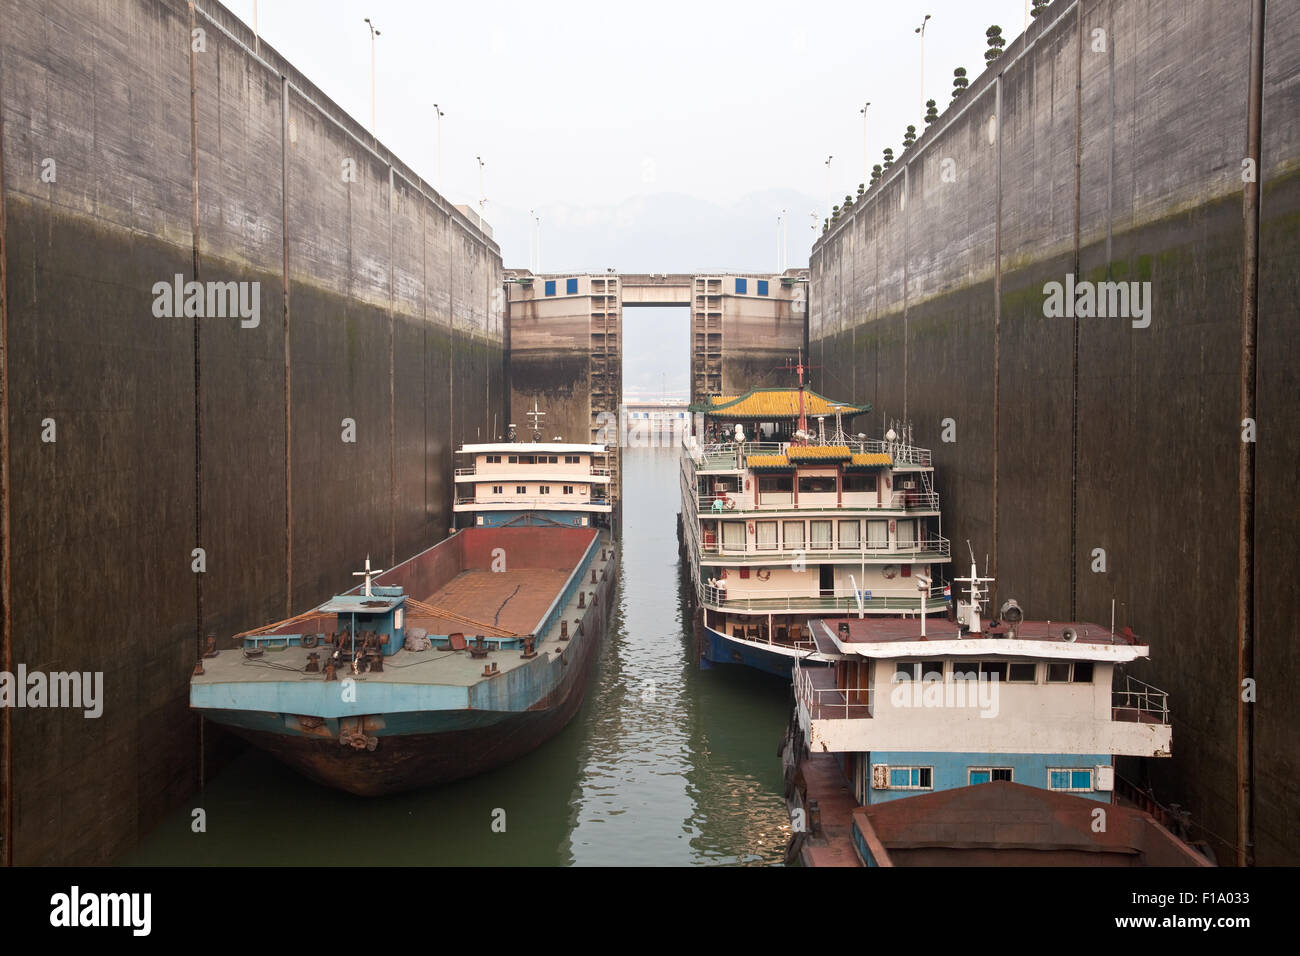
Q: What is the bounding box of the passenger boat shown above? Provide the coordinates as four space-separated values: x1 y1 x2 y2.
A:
781 556 1201 866
190 410 617 796
677 364 950 676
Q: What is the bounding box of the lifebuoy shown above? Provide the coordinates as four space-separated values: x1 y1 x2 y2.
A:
745 478 751 491
747 522 755 534
757 569 771 581
725 498 737 510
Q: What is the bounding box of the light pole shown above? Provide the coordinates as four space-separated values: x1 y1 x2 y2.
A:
535 213 542 272
781 208 788 272
476 155 485 231
364 18 381 136
859 102 871 186
824 155 833 224
253 0 259 55
529 208 536 272
433 103 444 191
915 14 931 106
776 212 783 273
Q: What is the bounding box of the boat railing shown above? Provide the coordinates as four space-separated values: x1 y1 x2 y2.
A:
698 536 951 561
695 493 942 515
455 495 612 507
1112 675 1170 725
694 438 932 468
454 466 476 476
701 583 944 613
794 659 873 719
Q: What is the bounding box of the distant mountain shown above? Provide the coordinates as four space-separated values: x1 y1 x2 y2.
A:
487 190 820 274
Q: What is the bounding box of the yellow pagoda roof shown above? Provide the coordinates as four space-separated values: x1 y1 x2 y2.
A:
787 444 852 461
848 452 892 467
692 388 871 420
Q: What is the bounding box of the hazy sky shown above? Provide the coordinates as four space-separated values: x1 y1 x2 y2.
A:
222 0 1032 270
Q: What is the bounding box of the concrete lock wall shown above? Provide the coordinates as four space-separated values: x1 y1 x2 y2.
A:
810 0 1299 864
0 0 503 863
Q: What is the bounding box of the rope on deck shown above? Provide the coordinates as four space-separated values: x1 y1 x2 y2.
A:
404 597 518 637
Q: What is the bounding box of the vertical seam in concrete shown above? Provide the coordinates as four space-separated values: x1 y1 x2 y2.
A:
1236 0 1264 870
281 75 292 616
1106 6 1115 275
902 164 909 424
993 74 1003 607
388 165 395 566
188 0 206 792
188 1 204 667
1070 0 1083 622
421 195 427 522
0 36 13 867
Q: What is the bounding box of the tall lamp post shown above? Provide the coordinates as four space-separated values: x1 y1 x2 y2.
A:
915 14 931 106
364 17 381 136
824 155 833 225
433 103 444 191
859 102 871 186
476 155 485 231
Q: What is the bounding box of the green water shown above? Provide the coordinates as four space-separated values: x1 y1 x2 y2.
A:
124 446 793 866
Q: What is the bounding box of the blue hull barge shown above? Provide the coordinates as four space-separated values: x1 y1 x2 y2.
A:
191 526 617 795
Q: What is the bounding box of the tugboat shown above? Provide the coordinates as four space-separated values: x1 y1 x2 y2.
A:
780 551 1205 866
190 408 618 795
678 356 950 676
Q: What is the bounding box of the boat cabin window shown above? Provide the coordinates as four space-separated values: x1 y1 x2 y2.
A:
755 521 778 550
895 661 945 682
888 767 932 790
810 520 832 549
515 485 526 494
970 768 1014 784
563 485 574 494
1007 662 1038 682
492 485 503 495
1047 662 1092 683
565 455 581 463
721 521 746 548
866 520 888 549
798 475 837 494
842 473 876 493
783 521 805 549
539 486 551 494
838 520 860 549
1048 769 1094 792
485 454 502 463
758 475 793 493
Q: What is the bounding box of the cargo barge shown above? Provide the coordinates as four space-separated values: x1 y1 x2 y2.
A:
191 419 617 795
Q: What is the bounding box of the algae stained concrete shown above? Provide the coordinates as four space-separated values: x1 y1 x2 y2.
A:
809 0 1300 864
